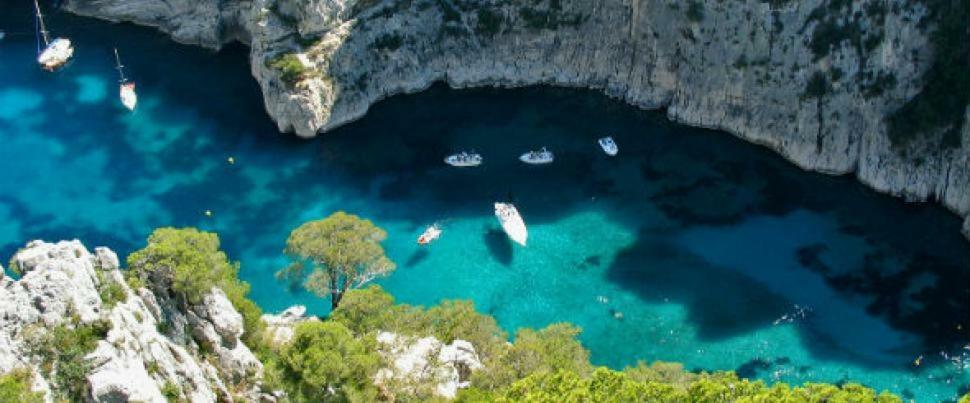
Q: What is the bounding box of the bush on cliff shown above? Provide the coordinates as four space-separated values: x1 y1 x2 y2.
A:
0 369 44 403
267 53 317 88
126 228 264 345
278 321 381 401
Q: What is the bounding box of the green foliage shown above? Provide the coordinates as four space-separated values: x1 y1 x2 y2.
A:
161 380 180 402
127 228 263 346
803 71 830 99
474 368 902 402
25 320 110 401
685 1 705 23
371 34 404 51
267 53 317 88
887 0 968 149
519 4 585 30
476 9 504 37
0 369 44 403
277 212 395 310
473 323 591 390
279 321 381 401
99 279 127 309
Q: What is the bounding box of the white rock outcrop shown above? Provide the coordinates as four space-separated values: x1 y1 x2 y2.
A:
375 331 483 398
62 0 970 241
0 240 262 402
261 305 319 346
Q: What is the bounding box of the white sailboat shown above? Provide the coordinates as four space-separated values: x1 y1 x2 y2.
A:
598 136 618 156
417 224 442 245
519 147 554 165
34 0 73 71
494 202 527 246
444 151 482 167
114 48 137 111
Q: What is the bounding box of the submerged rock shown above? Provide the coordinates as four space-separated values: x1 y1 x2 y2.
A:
0 240 262 402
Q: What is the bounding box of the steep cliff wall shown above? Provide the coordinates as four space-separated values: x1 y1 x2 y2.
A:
63 0 970 240
0 241 263 402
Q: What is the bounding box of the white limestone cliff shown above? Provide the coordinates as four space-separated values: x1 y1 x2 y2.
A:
0 240 262 402
62 0 970 241
375 331 483 398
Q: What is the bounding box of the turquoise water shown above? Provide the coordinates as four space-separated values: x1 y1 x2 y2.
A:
1 5 969 401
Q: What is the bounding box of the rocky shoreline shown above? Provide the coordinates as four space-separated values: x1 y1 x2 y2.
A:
63 0 970 241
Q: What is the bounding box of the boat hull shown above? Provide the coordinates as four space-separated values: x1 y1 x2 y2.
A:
120 83 137 111
494 203 527 246
37 38 73 71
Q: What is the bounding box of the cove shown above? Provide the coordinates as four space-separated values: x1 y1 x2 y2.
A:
1 5 968 402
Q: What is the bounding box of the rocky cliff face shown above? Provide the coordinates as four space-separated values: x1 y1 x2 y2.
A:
63 0 970 239
0 240 263 402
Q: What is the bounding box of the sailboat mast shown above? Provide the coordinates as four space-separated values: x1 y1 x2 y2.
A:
33 0 50 46
114 48 127 83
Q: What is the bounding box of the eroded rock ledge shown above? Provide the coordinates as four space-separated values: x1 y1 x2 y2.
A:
63 0 970 240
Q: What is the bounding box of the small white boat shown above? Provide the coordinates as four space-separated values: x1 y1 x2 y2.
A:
417 224 442 245
519 147 554 165
444 151 482 167
494 202 527 246
598 136 618 156
114 48 137 111
34 0 73 71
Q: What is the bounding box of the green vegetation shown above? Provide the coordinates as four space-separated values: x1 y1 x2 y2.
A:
127 228 264 346
24 318 110 401
267 54 317 88
276 212 395 309
278 321 381 401
0 369 44 403
519 0 585 31
803 71 830 99
250 284 903 402
476 9 504 37
685 1 705 23
98 278 127 309
161 380 180 401
886 0 969 149
371 34 404 51
459 369 903 401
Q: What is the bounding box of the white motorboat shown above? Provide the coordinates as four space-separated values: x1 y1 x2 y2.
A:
417 224 442 245
34 0 73 71
444 151 482 167
598 136 618 156
494 202 527 246
114 48 137 111
519 147 554 165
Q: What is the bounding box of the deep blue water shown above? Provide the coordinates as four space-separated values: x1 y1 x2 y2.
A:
1 4 968 401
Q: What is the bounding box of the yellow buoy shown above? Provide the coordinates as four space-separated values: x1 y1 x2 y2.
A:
204 210 213 217
227 156 235 165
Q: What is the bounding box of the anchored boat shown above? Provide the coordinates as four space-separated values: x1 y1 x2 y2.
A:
494 202 527 246
34 0 73 71
444 151 483 167
598 136 618 156
417 224 442 245
114 48 137 111
519 147 554 165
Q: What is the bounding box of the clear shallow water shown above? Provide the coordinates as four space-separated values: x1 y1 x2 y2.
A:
1 5 969 401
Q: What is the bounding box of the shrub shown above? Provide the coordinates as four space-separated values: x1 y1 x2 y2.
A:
99 280 127 309
476 9 503 37
279 321 381 401
686 1 705 22
25 320 110 401
0 369 44 403
127 228 263 346
267 54 316 87
370 34 403 51
803 71 830 99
